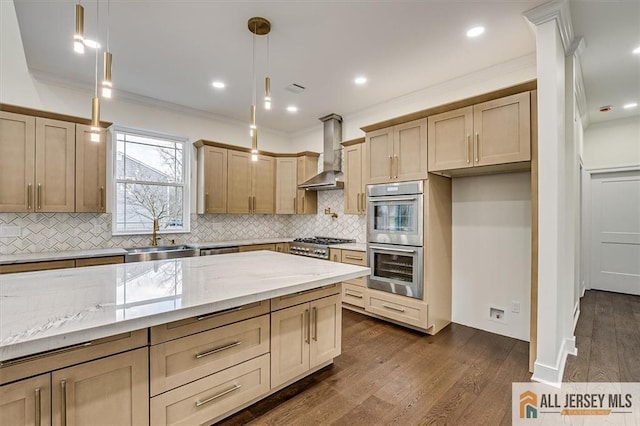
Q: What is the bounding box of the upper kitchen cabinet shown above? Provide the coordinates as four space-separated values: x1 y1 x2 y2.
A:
197 145 228 214
0 113 75 213
296 154 318 214
75 124 106 212
365 118 428 185
228 150 275 214
276 157 297 214
342 138 366 215
428 92 531 172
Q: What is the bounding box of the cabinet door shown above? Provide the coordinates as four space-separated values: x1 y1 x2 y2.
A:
270 303 310 388
35 118 75 212
0 374 51 426
0 111 35 212
203 146 228 213
365 127 394 184
343 143 364 215
227 150 252 214
75 124 106 212
275 157 297 214
252 155 275 214
427 106 474 172
309 294 341 368
473 92 531 166
394 118 428 181
296 155 318 214
52 347 149 426
328 248 341 263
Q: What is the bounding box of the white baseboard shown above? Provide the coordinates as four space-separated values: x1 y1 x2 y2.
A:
531 337 576 386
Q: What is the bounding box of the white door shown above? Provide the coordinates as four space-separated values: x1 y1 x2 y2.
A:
590 170 640 295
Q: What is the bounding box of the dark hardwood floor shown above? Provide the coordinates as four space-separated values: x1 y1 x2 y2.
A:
219 290 639 425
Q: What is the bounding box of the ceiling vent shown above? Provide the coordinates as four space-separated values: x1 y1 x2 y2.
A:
285 83 306 94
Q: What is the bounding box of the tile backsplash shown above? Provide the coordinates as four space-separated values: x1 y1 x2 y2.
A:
0 191 366 255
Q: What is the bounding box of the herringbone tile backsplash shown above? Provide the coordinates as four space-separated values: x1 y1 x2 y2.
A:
0 191 366 255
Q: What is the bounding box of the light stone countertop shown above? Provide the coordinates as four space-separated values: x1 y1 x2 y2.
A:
0 251 370 362
331 243 367 252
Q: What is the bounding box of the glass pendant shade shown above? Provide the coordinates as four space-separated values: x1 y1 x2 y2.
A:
264 77 271 110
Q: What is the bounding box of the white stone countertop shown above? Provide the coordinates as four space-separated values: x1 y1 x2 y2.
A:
0 251 370 362
331 243 367 252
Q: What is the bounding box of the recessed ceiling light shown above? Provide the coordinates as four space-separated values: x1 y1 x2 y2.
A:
354 76 367 85
212 81 225 89
83 39 100 49
623 102 638 109
633 46 640 54
286 106 298 113
466 26 485 38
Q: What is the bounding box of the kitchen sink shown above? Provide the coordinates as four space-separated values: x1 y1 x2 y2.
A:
124 245 198 263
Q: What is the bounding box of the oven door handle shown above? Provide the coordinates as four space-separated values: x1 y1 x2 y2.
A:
369 245 416 253
368 196 417 202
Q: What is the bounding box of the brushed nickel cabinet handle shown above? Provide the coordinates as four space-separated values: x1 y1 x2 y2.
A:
382 304 406 313
388 155 393 179
394 155 399 179
195 384 241 407
100 186 105 211
474 132 479 163
304 309 310 344
248 196 252 213
466 134 471 164
356 191 360 212
312 306 318 341
37 183 42 210
197 305 244 321
361 193 366 213
205 193 209 213
195 341 241 359
345 291 363 299
27 183 32 210
60 380 67 426
344 255 363 261
35 387 41 426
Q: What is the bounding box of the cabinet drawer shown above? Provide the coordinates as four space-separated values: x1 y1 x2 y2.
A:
366 291 428 329
342 283 365 308
270 284 340 311
150 353 270 426
345 275 367 287
0 259 75 275
75 255 124 267
0 329 147 385
151 300 269 345
238 244 276 252
150 315 269 396
341 250 366 266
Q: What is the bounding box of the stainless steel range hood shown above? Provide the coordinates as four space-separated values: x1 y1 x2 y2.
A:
298 113 344 190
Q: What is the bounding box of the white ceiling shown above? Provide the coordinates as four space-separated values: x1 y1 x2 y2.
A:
12 0 640 133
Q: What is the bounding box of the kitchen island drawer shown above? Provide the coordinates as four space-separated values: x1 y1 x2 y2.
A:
150 315 269 396
341 250 366 266
150 300 269 344
365 290 428 329
271 284 340 311
150 353 270 426
342 283 366 308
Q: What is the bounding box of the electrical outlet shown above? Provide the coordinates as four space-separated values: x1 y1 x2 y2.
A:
489 307 506 324
0 225 21 238
511 301 521 313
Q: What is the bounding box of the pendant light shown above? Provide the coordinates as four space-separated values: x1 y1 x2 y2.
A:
248 17 271 162
74 2 85 53
264 35 271 110
101 0 113 98
90 1 101 142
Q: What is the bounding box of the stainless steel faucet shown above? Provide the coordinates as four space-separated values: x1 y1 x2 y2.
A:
151 218 161 246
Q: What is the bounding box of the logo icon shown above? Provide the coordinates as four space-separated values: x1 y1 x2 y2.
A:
520 390 538 419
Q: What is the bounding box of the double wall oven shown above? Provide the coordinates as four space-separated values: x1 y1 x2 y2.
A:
367 181 424 299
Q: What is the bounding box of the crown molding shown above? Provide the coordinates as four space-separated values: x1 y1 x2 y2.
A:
524 0 574 55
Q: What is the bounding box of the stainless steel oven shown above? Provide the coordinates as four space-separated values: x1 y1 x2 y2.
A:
368 244 423 299
367 181 423 247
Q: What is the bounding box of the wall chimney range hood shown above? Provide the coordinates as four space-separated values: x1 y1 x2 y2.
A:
298 113 344 190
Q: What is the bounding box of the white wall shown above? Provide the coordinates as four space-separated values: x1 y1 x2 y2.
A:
582 116 640 170
452 173 532 341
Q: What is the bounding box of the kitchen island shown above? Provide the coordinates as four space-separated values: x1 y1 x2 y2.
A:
0 251 370 425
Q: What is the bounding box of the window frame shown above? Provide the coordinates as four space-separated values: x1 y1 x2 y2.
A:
111 125 190 236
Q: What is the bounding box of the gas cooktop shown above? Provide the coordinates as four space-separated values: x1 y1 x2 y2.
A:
289 237 356 259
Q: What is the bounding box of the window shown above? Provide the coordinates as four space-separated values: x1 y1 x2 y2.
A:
113 126 189 235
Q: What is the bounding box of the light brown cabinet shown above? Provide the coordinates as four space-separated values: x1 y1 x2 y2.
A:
365 118 428 185
296 155 318 214
227 151 275 214
238 243 277 252
270 293 341 388
342 140 367 215
0 111 35 212
75 124 106 212
1 256 124 274
428 92 531 172
0 374 51 426
197 145 228 214
275 157 297 214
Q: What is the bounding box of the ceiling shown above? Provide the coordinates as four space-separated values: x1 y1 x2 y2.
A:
12 0 640 133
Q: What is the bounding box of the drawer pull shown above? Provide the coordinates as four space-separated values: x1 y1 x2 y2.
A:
304 309 310 344
60 380 67 426
344 255 364 261
382 303 406 313
345 291 363 299
197 306 244 321
195 341 241 359
35 388 41 426
312 307 318 342
195 384 242 407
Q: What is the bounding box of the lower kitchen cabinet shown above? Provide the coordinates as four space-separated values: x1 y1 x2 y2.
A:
0 374 51 426
51 347 149 426
270 294 341 388
238 243 277 252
